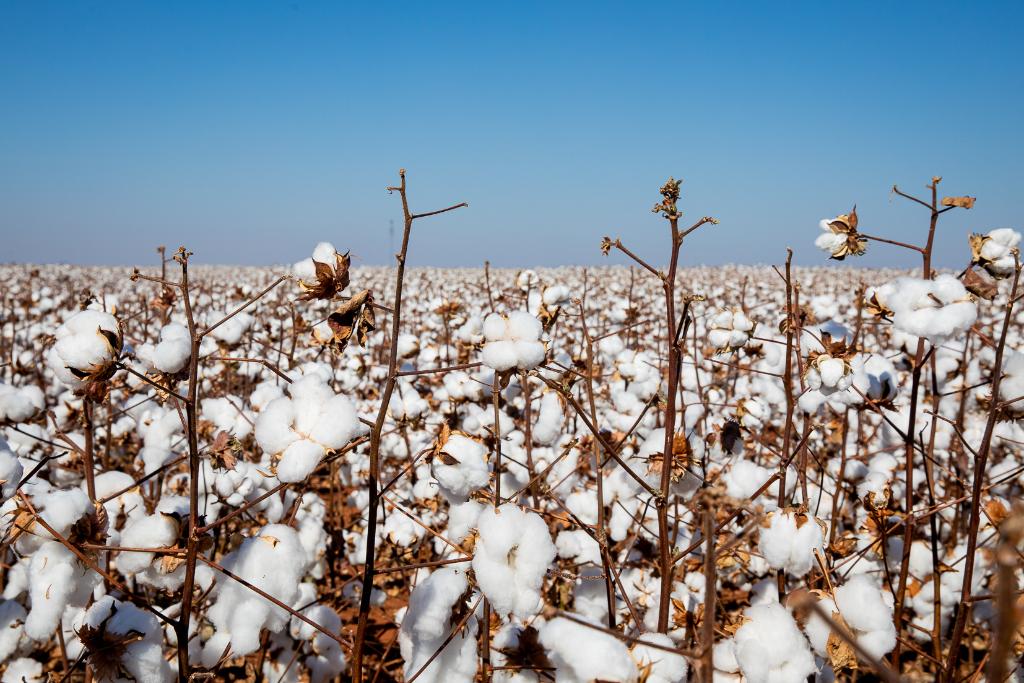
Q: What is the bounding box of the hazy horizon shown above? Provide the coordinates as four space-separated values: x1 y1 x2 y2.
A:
3 1 1021 270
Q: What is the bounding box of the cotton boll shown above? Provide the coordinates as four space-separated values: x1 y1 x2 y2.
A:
0 383 45 423
533 391 564 445
80 596 174 682
202 524 307 664
0 600 27 661
0 439 24 502
25 540 97 640
483 313 509 342
1 658 43 683
398 567 478 683
833 574 896 660
733 602 815 683
539 614 639 683
630 632 689 683
254 377 359 483
48 309 122 388
758 511 825 576
481 312 546 371
432 434 490 502
482 340 519 372
472 504 556 620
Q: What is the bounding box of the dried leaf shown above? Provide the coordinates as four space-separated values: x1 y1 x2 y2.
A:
826 611 858 671
962 266 997 301
942 196 976 209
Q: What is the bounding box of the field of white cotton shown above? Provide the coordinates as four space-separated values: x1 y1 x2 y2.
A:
1 174 1022 683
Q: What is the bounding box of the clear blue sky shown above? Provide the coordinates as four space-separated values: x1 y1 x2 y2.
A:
2 1 1021 269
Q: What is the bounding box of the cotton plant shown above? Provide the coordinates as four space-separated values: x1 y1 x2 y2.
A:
733 602 816 682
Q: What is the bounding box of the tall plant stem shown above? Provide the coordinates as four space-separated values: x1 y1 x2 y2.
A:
351 170 466 682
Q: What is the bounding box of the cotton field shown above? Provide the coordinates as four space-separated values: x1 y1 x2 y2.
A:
2 174 1024 683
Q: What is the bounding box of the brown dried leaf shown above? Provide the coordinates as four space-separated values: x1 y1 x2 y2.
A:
962 266 998 300
942 196 976 209
827 611 858 671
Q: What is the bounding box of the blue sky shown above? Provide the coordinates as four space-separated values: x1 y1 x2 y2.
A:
1 1 1021 269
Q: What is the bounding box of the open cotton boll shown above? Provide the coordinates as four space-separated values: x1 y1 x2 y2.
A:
115 512 184 589
0 600 27 661
758 511 826 576
206 310 254 346
878 275 977 346
0 439 24 502
532 391 564 445
432 434 490 502
80 596 174 683
48 309 122 388
136 322 191 374
1 658 43 683
481 312 546 371
998 350 1024 414
254 375 360 483
707 309 754 353
833 574 896 660
293 241 339 280
972 228 1021 278
201 524 307 664
398 567 478 683
0 383 45 423
539 614 639 683
630 632 689 683
472 504 556 620
733 602 816 683
25 540 98 640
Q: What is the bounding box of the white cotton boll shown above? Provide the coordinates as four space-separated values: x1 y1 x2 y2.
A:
25 540 93 640
116 512 180 576
631 632 689 683
815 231 847 255
533 392 564 445
433 434 490 502
255 378 359 483
399 567 478 683
278 439 328 483
761 511 823 577
48 309 121 388
202 524 307 663
483 313 509 342
1 658 43 683
81 596 174 682
506 311 542 341
539 614 639 683
513 340 546 369
733 603 815 683
556 529 603 566
0 384 45 423
0 600 27 661
447 499 485 543
396 333 420 359
385 509 422 547
151 322 191 373
818 357 846 389
482 340 519 371
472 504 556 620
0 439 24 502
883 275 977 345
834 574 896 660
